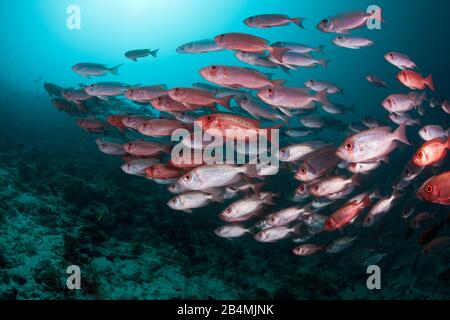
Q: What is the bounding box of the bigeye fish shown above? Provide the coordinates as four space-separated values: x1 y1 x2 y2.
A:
272 42 325 54
304 80 344 95
121 158 160 177
244 14 305 29
316 10 383 34
382 92 426 113
278 141 329 162
366 75 388 87
336 124 410 163
363 191 401 227
419 125 448 141
177 39 225 54
214 225 250 238
125 49 158 62
167 191 223 213
333 35 374 49
235 94 287 122
384 52 417 70
72 62 122 78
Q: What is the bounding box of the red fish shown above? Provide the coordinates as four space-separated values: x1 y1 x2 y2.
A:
214 32 287 62
107 115 127 132
412 137 449 167
76 119 107 133
417 171 450 205
167 87 231 110
137 119 190 137
195 113 281 143
324 194 371 231
397 70 435 91
123 140 171 157
145 163 185 179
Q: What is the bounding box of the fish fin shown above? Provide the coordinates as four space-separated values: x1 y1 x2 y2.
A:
319 59 330 68
278 107 293 117
182 209 193 213
393 123 411 145
149 49 159 57
271 79 286 87
361 193 372 207
98 96 110 101
268 46 288 63
290 17 306 29
251 183 265 197
280 65 291 75
315 89 333 108
210 191 225 203
351 174 361 186
132 58 138 62
316 45 325 54
110 64 123 76
242 164 260 178
216 95 233 109
424 75 435 92
291 223 303 235
261 192 277 205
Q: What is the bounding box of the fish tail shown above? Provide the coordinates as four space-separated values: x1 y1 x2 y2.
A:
351 174 362 186
290 17 306 29
262 192 276 205
251 182 265 197
268 46 288 63
216 95 233 109
280 65 291 75
270 79 286 87
149 49 159 57
393 123 411 145
291 223 303 235
315 89 333 108
110 64 123 76
210 191 225 203
319 59 330 68
361 193 372 207
316 45 325 54
242 164 260 178
425 75 435 92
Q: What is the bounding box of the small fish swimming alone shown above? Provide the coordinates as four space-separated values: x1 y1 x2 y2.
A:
244 14 305 29
125 49 159 62
72 63 122 78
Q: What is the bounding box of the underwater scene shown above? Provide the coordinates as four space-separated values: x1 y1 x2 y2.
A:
0 0 449 301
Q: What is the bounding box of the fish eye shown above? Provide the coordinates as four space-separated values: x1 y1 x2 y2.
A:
366 216 372 223
225 208 232 213
270 216 276 222
256 232 263 238
416 151 423 159
426 185 434 193
337 36 343 40
299 185 305 192
183 174 191 181
170 199 177 204
345 142 354 150
321 19 328 25
267 88 274 94
313 185 319 191
205 115 213 122
404 168 410 175
299 167 307 175
390 53 394 58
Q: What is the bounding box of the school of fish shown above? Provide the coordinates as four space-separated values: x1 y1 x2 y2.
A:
44 9 450 258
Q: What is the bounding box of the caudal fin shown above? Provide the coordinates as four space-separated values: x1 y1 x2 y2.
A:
268 46 288 63
271 79 286 87
291 17 306 29
149 49 159 57
393 123 411 145
316 45 325 54
110 64 123 76
319 59 330 68
315 89 333 108
216 95 233 109
425 75 435 92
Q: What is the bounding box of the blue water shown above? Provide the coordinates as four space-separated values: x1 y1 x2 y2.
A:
0 0 449 299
